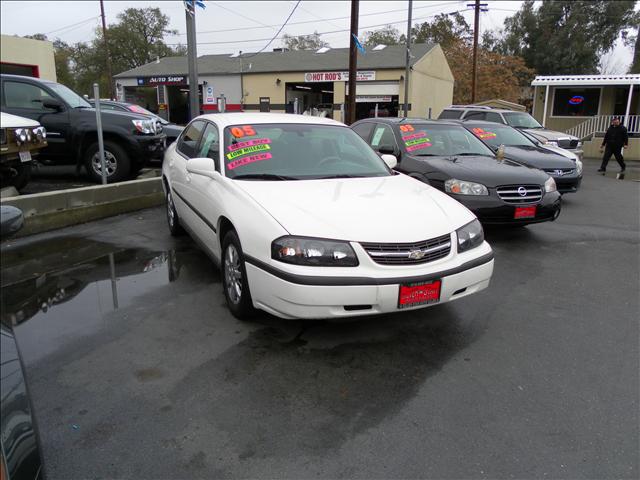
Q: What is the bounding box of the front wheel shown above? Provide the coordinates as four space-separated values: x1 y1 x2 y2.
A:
166 190 184 236
221 230 256 320
84 140 130 183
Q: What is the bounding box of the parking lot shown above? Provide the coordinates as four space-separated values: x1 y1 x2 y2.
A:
1 161 638 479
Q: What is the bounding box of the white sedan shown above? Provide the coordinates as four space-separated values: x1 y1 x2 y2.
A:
162 113 494 320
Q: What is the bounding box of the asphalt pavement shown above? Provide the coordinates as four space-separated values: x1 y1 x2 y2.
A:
1 159 638 479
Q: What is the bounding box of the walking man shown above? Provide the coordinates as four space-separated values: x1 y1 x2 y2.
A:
598 117 628 173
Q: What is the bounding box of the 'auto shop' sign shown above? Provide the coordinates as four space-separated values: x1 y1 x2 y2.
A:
304 71 376 82
137 76 187 86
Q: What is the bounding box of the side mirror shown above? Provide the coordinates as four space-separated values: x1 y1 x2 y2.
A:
186 157 218 178
42 98 64 111
378 144 397 156
381 154 398 170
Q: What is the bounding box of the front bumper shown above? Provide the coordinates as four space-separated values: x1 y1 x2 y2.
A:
134 134 167 161
553 174 582 194
244 243 494 319
454 190 562 225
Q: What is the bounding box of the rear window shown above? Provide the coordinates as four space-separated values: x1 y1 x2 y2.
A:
223 123 390 180
438 109 463 119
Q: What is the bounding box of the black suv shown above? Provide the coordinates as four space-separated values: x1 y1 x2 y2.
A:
0 74 166 183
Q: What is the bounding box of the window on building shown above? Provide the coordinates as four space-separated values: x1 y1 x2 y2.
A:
177 120 205 158
552 88 600 117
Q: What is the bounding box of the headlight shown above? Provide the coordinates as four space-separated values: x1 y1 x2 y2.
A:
545 140 558 147
456 219 484 253
544 176 557 193
575 159 583 176
576 141 583 148
272 236 359 267
14 128 28 145
445 179 489 195
132 119 156 134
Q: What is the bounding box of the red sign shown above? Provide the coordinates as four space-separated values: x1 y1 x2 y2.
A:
398 280 441 308
304 71 376 82
514 206 537 219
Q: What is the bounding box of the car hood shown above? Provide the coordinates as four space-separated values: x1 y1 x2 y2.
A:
503 146 577 169
234 174 475 243
407 154 548 187
0 112 40 128
520 128 577 142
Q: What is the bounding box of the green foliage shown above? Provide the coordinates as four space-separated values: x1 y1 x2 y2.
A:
495 0 637 74
362 25 402 47
25 8 185 96
282 31 328 50
411 12 472 49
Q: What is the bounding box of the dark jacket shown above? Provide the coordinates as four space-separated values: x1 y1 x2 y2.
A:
602 124 629 147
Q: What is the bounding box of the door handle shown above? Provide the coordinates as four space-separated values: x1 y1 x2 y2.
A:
169 160 174 167
186 174 191 183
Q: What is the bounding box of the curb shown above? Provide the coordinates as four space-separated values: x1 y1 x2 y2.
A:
0 177 165 238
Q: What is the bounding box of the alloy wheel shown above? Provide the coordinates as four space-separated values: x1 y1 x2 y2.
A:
224 244 242 305
91 150 118 177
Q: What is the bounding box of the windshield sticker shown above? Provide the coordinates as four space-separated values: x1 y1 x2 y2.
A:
371 128 385 146
230 125 257 138
226 144 271 160
406 139 433 152
227 138 271 152
399 124 415 132
227 152 272 170
471 127 497 140
402 132 426 141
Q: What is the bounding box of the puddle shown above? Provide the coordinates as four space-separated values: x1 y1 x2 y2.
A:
1 237 215 363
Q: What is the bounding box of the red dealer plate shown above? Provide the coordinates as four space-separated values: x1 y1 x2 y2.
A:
514 205 536 219
398 280 441 309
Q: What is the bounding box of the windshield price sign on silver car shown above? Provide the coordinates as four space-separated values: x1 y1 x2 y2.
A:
162 113 494 320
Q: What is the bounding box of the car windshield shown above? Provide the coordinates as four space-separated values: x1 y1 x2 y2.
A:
396 123 495 157
503 112 543 128
223 123 391 180
468 124 537 148
47 83 92 108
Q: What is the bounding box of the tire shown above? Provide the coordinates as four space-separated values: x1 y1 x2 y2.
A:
84 140 130 183
0 162 31 190
221 230 256 320
166 189 184 236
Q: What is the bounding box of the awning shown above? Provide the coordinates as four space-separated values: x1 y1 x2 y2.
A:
531 74 640 87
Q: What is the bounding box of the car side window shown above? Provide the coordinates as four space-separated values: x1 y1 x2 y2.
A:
197 123 220 170
370 124 397 150
463 111 486 121
4 81 53 111
352 122 375 142
438 109 463 119
485 112 504 124
177 120 205 159
99 104 119 111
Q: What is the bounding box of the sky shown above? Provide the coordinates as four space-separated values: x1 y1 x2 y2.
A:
0 0 634 72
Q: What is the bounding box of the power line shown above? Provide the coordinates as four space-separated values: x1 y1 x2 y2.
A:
168 1 460 36
166 8 472 47
209 1 278 31
242 0 302 58
44 15 100 36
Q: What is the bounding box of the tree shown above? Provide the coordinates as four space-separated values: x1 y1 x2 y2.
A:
630 33 640 73
411 12 472 49
25 34 76 89
282 31 328 50
497 0 637 74
362 25 402 47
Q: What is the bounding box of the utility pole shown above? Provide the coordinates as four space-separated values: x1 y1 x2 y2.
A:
185 3 200 120
99 0 114 99
403 0 413 117
347 0 359 125
468 1 488 104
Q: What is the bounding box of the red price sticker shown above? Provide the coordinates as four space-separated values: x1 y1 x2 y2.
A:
399 124 415 133
230 125 256 138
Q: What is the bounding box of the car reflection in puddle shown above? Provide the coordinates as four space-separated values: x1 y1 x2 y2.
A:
0 236 212 364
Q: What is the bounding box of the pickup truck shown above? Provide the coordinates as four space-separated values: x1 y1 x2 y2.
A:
0 74 166 183
1 112 47 190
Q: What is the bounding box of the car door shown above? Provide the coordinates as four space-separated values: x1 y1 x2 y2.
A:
170 120 206 235
187 122 224 260
2 79 71 159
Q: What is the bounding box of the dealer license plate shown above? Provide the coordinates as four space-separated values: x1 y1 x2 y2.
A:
398 280 441 309
514 205 536 219
19 150 31 163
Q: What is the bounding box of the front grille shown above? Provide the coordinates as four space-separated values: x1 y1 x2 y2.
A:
558 139 579 149
360 233 451 265
543 168 575 177
496 185 543 204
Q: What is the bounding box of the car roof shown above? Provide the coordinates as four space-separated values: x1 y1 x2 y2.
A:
454 120 514 127
1 73 56 85
444 106 523 114
197 112 346 128
354 117 462 127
